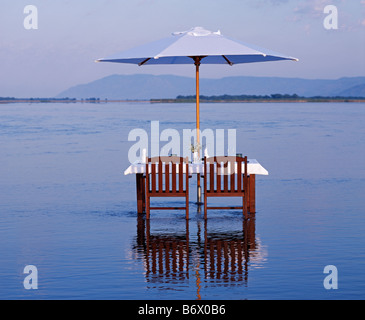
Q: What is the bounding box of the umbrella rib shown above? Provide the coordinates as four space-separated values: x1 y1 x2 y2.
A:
138 58 151 66
222 55 233 66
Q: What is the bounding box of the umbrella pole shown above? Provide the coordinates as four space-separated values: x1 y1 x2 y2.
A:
194 57 202 205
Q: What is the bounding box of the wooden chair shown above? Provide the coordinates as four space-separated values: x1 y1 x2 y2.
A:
145 156 190 220
203 156 248 219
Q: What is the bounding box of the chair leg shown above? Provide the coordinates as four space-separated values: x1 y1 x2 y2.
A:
146 195 150 220
243 195 248 219
204 194 207 220
186 193 189 220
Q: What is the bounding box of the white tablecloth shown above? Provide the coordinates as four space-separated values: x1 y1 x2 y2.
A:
124 159 268 176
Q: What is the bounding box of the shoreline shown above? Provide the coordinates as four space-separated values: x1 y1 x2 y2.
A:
0 99 151 104
1 98 365 104
150 98 365 103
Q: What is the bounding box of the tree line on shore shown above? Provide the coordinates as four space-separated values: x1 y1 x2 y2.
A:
1 93 364 103
170 93 365 101
0 97 102 102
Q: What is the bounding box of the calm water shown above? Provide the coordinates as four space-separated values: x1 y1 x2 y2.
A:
0 102 364 300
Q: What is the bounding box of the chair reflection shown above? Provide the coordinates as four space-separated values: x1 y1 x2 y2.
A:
134 213 259 296
202 218 256 285
136 217 190 283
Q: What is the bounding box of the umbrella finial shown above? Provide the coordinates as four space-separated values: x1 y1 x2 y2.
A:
173 27 222 37
188 27 220 37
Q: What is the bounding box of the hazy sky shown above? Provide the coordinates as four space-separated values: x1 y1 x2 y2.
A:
1 0 364 97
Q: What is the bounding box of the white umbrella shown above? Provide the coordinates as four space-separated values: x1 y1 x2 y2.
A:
96 26 297 145
96 26 298 202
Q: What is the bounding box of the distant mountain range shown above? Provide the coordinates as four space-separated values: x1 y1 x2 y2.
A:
56 74 365 99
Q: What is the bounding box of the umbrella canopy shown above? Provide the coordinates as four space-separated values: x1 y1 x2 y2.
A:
96 26 298 66
96 27 298 144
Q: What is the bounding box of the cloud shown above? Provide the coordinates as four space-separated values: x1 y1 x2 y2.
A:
263 0 289 4
245 0 289 8
293 0 334 19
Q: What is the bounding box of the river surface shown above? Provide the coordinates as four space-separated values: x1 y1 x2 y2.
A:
0 102 364 299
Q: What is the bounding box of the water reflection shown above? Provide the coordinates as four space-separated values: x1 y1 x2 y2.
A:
135 218 190 284
133 214 265 298
201 219 256 285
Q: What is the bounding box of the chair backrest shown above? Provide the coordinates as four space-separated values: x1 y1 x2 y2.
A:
146 156 189 194
204 156 248 194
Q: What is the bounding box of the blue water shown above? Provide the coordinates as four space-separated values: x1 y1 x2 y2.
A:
0 102 364 300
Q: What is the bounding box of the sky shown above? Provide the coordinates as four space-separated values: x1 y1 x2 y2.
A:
0 0 364 97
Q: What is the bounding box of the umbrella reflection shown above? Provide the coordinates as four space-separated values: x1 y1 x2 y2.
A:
133 214 265 298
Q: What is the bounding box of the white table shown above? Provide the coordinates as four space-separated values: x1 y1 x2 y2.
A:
124 159 269 176
124 159 268 214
